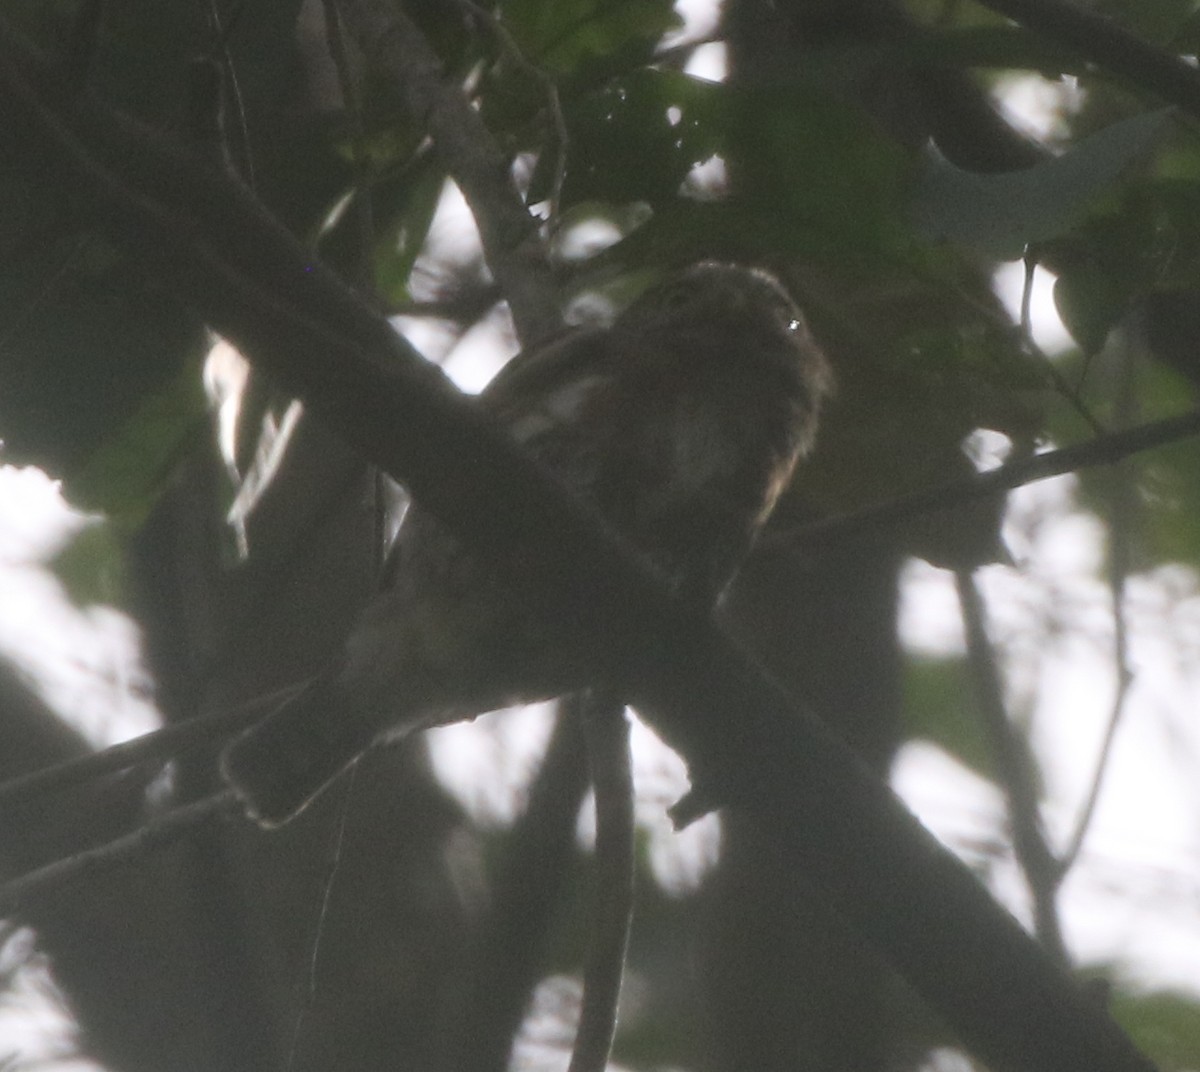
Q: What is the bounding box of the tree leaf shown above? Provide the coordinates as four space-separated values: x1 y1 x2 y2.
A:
531 70 723 207
730 81 914 263
502 0 681 81
67 359 209 525
1109 988 1200 1071
0 221 207 485
1053 261 1128 357
912 110 1172 259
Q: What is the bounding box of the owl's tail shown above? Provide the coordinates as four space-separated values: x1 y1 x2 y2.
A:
220 669 386 828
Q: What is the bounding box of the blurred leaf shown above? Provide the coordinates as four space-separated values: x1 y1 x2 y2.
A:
1057 352 1200 574
0 217 207 488
502 0 680 81
1138 437 1200 572
903 655 995 780
1048 179 1200 352
373 165 447 305
1127 181 1200 289
531 70 723 207
1110 988 1200 1071
730 81 914 264
1144 287 1200 388
315 156 445 305
1053 261 1129 357
912 111 1172 259
1115 356 1200 573
595 84 917 269
68 358 209 524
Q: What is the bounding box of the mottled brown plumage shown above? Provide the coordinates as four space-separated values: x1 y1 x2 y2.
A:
221 263 831 826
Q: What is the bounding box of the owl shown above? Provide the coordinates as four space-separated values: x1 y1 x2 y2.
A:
222 263 831 826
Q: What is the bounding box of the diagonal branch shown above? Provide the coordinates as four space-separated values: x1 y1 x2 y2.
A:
771 409 1200 552
0 22 1156 1072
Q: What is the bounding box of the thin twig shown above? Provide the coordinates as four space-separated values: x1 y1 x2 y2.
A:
335 0 559 344
287 769 357 1070
0 791 236 917
768 409 1200 552
0 683 303 812
1060 332 1138 872
974 0 1200 120
1059 601 1132 874
569 691 634 1072
956 570 1068 965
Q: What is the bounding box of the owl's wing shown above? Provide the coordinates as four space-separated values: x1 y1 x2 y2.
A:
357 326 635 710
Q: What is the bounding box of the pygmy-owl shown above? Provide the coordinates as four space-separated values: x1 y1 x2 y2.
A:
221 263 831 826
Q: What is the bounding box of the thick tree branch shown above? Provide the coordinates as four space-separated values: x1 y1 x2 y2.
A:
974 0 1200 120
335 0 559 344
0 23 1156 1072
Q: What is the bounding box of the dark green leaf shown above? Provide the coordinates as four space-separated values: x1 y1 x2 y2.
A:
1053 262 1129 356
1110 988 1200 1071
0 219 207 487
729 81 914 263
67 359 209 524
531 70 723 207
1044 179 1200 352
502 0 681 81
373 165 448 305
